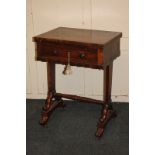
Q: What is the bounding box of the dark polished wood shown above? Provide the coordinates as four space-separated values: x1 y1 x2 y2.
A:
40 62 66 125
33 27 122 138
95 63 115 137
47 62 55 93
33 27 122 46
40 96 65 125
55 93 104 105
33 27 121 68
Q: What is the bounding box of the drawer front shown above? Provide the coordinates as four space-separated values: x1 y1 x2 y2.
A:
36 42 100 65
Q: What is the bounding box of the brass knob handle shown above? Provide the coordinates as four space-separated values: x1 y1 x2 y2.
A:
80 53 85 59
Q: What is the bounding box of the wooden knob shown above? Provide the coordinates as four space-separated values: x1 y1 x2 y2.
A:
53 50 57 55
80 53 85 58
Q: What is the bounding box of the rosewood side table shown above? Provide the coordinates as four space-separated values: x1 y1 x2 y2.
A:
33 27 122 138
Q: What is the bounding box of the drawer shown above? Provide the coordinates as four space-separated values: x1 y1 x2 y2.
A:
36 41 103 65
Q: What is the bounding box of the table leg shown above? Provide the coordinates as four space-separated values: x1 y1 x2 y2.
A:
39 62 65 125
95 63 117 137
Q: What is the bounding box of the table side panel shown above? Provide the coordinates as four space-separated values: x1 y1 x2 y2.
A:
103 38 120 66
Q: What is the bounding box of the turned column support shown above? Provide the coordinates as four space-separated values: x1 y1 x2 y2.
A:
39 62 65 125
96 62 117 137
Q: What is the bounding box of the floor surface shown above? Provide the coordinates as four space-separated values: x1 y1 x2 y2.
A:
26 99 129 155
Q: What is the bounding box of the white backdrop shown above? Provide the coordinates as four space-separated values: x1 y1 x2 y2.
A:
26 0 129 101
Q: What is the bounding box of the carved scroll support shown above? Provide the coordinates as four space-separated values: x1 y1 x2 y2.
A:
39 91 66 125
95 62 117 137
